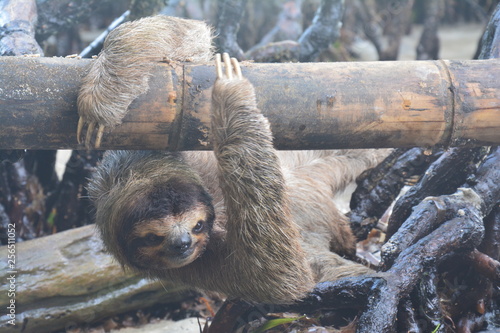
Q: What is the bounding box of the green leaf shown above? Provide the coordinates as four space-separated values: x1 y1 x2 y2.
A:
254 316 304 333
47 208 57 227
431 323 441 333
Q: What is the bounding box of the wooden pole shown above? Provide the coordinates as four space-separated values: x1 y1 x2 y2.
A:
0 56 499 150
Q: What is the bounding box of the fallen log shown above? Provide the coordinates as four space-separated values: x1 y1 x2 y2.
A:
0 225 189 333
386 146 488 238
0 56 499 150
349 147 440 240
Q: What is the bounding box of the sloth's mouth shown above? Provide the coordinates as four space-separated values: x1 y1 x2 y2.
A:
169 245 195 260
163 240 204 268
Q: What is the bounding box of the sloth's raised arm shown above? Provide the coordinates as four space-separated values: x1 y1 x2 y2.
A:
210 54 314 303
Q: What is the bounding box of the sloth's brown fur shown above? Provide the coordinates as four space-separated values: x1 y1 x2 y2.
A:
81 16 389 304
77 16 213 127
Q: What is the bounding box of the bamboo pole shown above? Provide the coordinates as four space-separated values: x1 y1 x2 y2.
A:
0 56 499 150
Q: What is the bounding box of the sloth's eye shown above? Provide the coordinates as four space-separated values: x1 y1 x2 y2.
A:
141 233 164 247
192 220 205 233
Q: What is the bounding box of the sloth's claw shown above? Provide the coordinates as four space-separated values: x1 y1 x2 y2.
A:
95 124 105 149
215 53 242 80
223 53 233 79
77 117 84 144
232 58 242 79
77 117 107 149
85 122 95 148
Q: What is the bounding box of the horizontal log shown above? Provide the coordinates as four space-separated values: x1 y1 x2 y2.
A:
0 56 499 150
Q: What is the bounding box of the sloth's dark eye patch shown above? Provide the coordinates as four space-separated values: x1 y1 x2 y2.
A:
141 233 165 247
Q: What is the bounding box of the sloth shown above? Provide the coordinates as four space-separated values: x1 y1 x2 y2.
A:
77 16 389 304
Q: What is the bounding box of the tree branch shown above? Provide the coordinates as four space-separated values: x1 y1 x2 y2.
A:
298 0 344 62
215 0 246 59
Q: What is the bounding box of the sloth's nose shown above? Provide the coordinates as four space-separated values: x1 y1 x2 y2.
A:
170 233 192 254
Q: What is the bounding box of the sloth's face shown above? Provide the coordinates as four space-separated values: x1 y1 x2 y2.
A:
126 202 214 270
